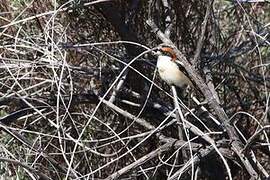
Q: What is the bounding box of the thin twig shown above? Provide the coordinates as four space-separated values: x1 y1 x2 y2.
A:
105 139 201 180
146 19 259 179
192 0 212 66
171 86 189 163
0 157 51 180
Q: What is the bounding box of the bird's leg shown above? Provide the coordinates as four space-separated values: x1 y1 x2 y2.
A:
186 85 193 106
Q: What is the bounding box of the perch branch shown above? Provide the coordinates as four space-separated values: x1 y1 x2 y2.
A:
146 19 259 179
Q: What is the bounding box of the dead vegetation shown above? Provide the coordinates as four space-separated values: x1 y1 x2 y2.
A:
0 0 270 179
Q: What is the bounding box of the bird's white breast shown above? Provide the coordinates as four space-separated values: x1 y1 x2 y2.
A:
157 55 191 88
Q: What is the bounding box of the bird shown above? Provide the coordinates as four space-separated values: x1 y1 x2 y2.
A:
156 47 193 89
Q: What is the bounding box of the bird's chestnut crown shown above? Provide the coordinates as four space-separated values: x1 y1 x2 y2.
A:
160 47 177 61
